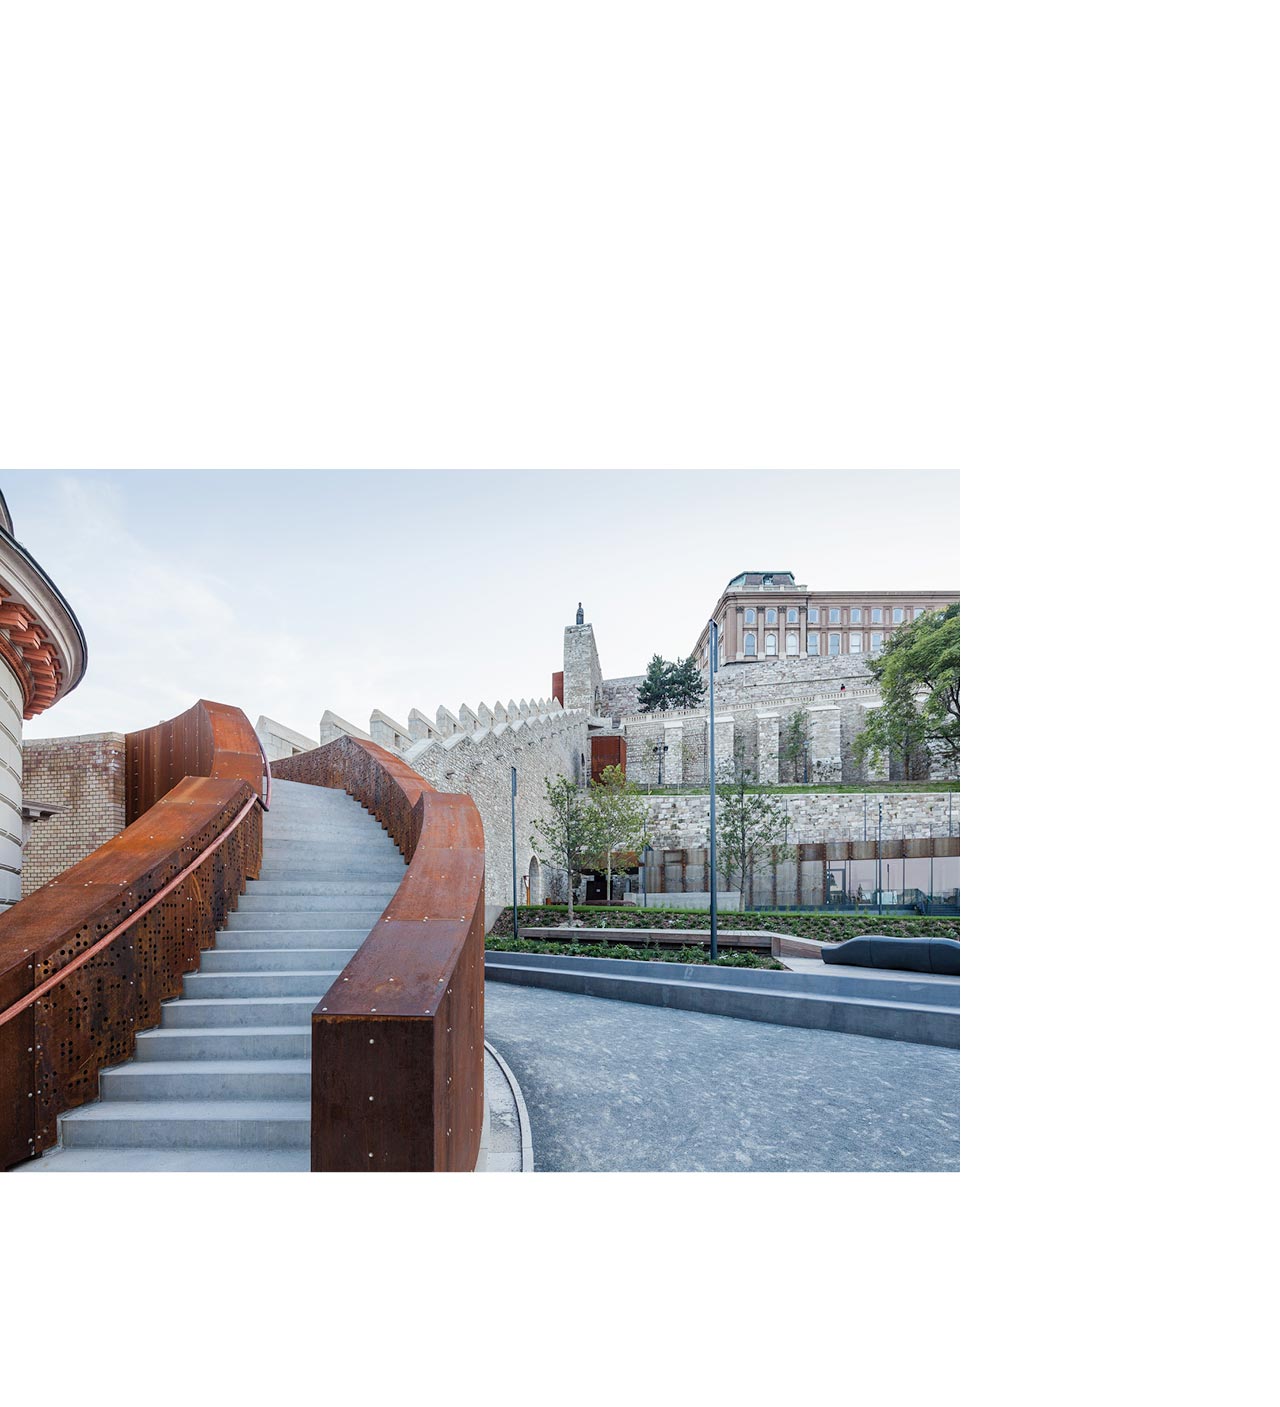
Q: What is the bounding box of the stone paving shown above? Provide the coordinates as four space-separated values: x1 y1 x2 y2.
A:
484 982 959 1172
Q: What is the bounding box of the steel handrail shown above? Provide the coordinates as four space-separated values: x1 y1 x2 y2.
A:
256 726 272 812
0 783 264 1031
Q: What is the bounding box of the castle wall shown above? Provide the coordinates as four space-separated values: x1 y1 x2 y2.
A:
404 702 589 913
563 623 603 714
640 789 960 848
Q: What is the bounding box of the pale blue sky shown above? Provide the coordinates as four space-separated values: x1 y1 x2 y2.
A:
9 470 959 740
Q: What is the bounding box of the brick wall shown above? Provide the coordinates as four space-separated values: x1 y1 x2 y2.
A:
20 732 127 895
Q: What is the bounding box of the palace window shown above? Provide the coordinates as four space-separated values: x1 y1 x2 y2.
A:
849 634 862 653
871 607 883 624
828 634 841 655
765 607 778 625
807 633 820 655
744 607 756 625
892 607 905 623
786 631 799 655
828 607 841 623
850 607 862 623
787 607 799 624
914 606 927 619
808 606 820 623
765 633 777 656
743 632 756 656
870 632 884 652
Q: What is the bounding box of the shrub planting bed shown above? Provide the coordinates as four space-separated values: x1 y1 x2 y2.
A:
490 905 959 944
485 935 784 969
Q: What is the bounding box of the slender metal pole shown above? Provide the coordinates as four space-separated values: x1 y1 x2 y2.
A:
877 802 883 916
511 766 519 940
708 619 719 961
929 824 935 914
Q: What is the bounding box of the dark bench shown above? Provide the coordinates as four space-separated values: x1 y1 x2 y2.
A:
822 935 960 976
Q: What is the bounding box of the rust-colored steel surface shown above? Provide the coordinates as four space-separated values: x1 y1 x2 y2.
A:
0 700 265 1169
590 733 626 783
271 737 486 1172
126 698 265 823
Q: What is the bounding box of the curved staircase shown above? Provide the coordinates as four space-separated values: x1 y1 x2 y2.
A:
21 779 405 1171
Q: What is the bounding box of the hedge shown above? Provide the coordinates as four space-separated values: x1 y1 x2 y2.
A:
485 936 784 969
489 905 959 943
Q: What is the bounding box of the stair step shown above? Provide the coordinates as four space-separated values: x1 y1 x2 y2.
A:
59 1100 311 1149
237 892 395 912
247 879 402 897
200 947 358 972
162 997 319 1028
183 971 336 1000
101 1060 311 1101
226 909 386 931
135 1027 311 1060
215 929 370 951
256 865 405 882
19 1147 310 1171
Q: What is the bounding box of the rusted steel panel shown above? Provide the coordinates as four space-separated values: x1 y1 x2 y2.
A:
273 736 486 1172
125 698 264 824
590 734 626 783
0 700 265 1169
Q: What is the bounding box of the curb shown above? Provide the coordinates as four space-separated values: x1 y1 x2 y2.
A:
484 1039 535 1173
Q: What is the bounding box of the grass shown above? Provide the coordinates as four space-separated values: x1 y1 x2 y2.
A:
491 904 959 943
485 935 785 969
637 781 960 795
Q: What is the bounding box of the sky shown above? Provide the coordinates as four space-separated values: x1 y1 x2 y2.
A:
8 470 959 740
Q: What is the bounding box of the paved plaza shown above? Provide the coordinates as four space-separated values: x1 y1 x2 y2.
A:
484 983 960 1172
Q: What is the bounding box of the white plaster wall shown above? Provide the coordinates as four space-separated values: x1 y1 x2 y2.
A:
0 656 25 909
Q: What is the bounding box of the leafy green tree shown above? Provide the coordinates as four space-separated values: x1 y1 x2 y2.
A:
587 763 650 902
852 604 960 777
530 776 603 922
637 654 673 713
781 708 811 782
666 656 706 710
716 768 792 908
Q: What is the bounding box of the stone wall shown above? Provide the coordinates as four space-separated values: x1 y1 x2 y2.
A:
404 701 589 911
621 696 909 784
563 622 604 714
256 715 319 762
640 789 960 849
599 674 643 721
19 732 127 896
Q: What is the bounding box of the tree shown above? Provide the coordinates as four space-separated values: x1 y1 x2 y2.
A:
637 655 674 713
530 776 603 923
587 763 650 902
666 656 706 710
781 708 811 782
716 768 792 908
852 604 960 777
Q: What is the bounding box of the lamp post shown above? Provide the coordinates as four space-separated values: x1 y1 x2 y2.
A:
929 823 935 915
641 843 652 907
707 619 719 962
652 741 668 787
876 802 883 916
511 766 519 940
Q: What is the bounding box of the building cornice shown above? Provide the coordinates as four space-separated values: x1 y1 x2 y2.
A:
0 526 88 719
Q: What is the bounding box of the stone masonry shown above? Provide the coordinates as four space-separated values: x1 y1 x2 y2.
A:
640 789 960 849
563 620 604 715
20 732 127 895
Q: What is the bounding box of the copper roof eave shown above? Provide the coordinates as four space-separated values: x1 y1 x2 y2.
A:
0 524 88 718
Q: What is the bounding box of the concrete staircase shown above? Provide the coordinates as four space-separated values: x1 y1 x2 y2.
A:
21 779 405 1172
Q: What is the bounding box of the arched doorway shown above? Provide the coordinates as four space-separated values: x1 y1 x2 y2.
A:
527 855 543 906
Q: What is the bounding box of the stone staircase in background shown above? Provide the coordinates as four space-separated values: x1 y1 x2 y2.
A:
20 779 405 1172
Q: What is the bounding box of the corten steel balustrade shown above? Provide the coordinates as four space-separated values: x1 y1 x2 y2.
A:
271 736 486 1173
0 700 269 1169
